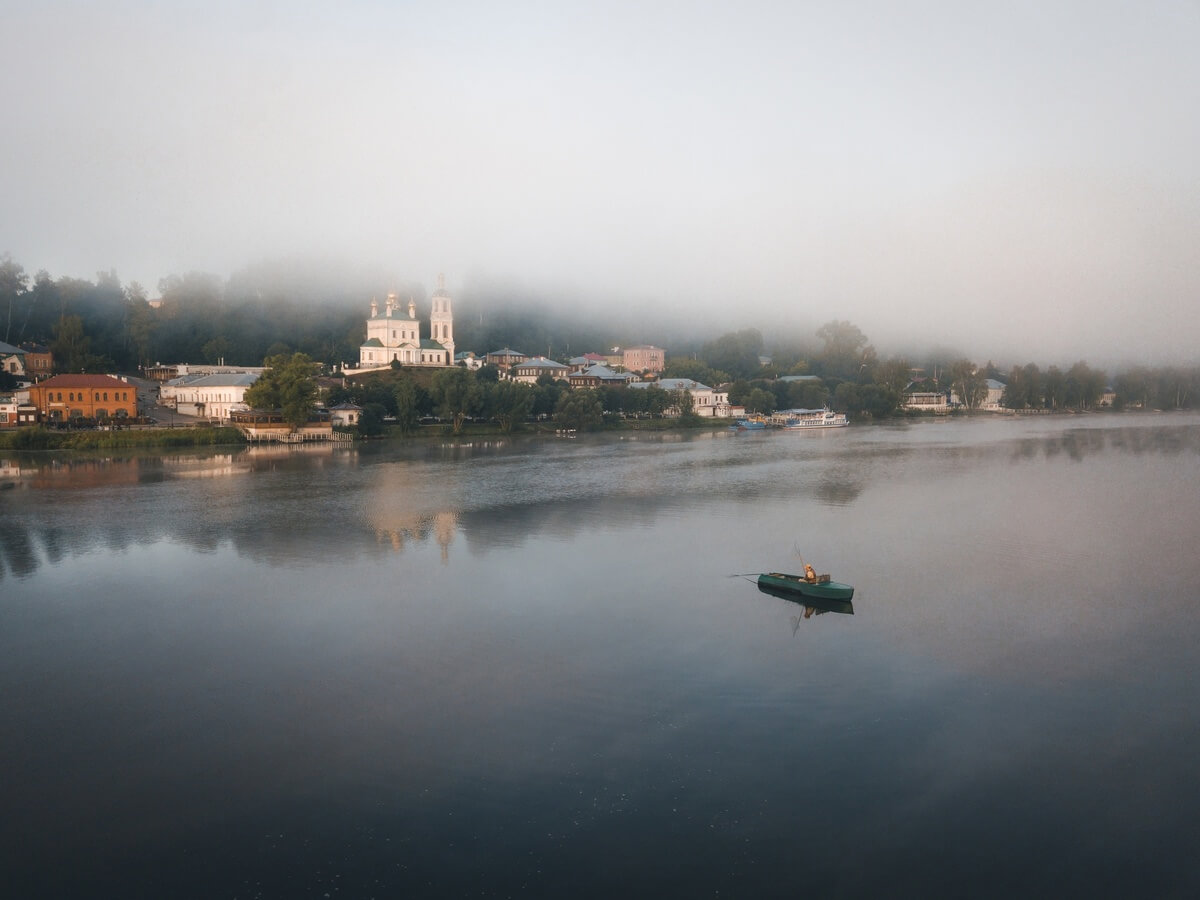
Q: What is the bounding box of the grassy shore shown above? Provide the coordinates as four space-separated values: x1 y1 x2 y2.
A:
0 426 247 451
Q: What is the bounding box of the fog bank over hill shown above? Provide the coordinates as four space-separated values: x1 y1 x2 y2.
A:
3 2 1198 369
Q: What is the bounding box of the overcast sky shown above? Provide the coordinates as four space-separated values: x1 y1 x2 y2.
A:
3 1 1198 365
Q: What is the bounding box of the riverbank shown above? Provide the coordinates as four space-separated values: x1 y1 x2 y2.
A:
0 426 247 451
0 416 732 452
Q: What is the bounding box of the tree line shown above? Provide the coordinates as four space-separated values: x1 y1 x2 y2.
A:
324 363 701 435
4 253 1197 415
0 254 633 375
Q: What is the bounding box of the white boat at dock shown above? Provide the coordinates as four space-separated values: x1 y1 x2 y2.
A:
766 407 849 429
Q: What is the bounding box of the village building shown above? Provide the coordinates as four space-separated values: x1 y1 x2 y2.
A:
144 362 265 382
904 391 951 412
567 364 640 388
27 374 138 421
327 402 363 427
623 345 666 374
359 275 454 369
1 340 26 378
980 378 1006 410
510 357 571 384
568 353 609 373
629 377 730 417
0 394 18 427
230 408 338 443
485 348 529 372
19 343 53 379
160 372 260 422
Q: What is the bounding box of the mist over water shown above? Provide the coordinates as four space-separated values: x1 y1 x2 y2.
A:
3 414 1200 897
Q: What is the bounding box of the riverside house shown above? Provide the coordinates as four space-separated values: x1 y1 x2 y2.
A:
28 374 138 422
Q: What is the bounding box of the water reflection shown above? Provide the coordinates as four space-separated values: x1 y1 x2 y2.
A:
3 417 1199 583
757 582 856 620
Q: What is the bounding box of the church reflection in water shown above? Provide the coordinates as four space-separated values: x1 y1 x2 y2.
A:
366 462 460 562
369 509 458 562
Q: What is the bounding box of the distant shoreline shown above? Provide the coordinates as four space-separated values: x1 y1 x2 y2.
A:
0 408 1171 454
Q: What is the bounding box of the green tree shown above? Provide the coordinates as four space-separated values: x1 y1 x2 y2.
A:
1 253 29 344
392 378 421 433
661 357 729 387
202 336 232 364
744 387 776 414
873 356 912 396
50 315 108 372
486 380 534 433
700 328 764 381
532 375 565 418
357 402 387 437
1114 367 1153 410
949 359 985 409
673 387 696 419
554 388 604 431
786 380 829 409
1064 361 1105 411
1002 363 1045 410
244 352 318 428
641 385 670 417
815 320 874 381
1044 366 1065 410
430 366 481 433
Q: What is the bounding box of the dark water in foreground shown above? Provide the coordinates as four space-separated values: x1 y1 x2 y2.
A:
3 415 1200 898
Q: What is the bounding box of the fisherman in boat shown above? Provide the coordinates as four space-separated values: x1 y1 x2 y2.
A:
804 564 817 583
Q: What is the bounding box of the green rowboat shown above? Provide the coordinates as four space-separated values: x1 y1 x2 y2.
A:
757 572 855 601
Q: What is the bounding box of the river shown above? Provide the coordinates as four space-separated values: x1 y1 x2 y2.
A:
3 414 1199 898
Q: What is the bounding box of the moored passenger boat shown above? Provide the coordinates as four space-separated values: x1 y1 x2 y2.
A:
766 407 849 429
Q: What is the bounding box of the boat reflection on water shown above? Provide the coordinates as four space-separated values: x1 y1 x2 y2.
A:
757 581 855 619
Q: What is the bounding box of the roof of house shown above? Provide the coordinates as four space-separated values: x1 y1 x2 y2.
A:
513 356 569 370
575 364 635 381
174 373 260 388
487 348 528 358
630 377 712 392
777 375 822 382
33 373 130 388
0 340 25 355
327 402 363 411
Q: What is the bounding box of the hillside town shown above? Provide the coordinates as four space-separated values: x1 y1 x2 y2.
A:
0 270 1191 443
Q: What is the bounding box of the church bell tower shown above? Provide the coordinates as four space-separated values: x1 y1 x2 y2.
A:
429 273 455 361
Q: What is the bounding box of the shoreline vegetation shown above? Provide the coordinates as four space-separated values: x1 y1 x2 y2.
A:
0 407 1173 454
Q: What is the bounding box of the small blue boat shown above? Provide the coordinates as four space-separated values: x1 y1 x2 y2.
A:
730 418 767 431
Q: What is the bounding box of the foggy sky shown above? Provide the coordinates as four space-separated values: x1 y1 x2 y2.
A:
3 1 1198 366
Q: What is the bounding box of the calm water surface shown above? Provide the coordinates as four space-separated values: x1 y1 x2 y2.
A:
3 415 1200 898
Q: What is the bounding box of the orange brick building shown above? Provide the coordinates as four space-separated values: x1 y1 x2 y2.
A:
28 374 138 422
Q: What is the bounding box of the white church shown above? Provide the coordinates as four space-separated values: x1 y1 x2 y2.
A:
358 274 455 369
